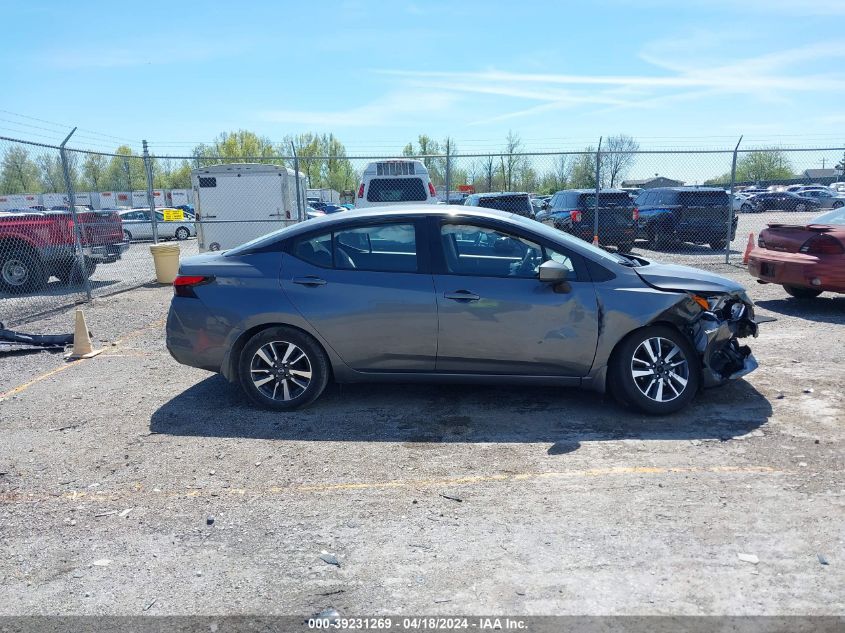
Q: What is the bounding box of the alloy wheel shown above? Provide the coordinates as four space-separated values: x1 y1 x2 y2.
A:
249 340 312 401
630 337 690 403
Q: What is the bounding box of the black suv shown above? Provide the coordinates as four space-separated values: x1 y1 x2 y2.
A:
534 189 637 252
463 192 534 218
634 187 737 250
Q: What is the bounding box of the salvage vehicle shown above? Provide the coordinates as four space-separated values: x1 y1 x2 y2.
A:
747 207 845 298
166 206 761 415
0 208 127 293
634 187 737 250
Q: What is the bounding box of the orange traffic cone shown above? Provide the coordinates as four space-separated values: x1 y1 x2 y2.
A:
742 232 755 265
64 309 102 360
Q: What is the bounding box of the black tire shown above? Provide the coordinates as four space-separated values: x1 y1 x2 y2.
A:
609 325 701 415
646 225 673 250
123 229 133 241
740 203 753 212
617 242 633 254
238 326 330 411
175 226 190 241
55 257 97 285
783 285 822 299
833 201 843 209
709 239 727 251
0 247 48 294
795 202 807 213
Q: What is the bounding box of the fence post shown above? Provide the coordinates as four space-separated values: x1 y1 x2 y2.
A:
445 139 451 203
291 142 303 222
726 135 743 264
59 128 92 302
142 140 159 243
594 137 602 245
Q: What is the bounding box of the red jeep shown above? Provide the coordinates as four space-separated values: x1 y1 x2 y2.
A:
0 208 128 294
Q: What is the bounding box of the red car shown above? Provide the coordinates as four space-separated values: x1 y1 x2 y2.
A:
748 208 845 298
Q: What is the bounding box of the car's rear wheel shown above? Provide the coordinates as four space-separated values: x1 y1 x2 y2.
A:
175 226 190 240
740 203 753 212
123 229 133 241
610 325 701 415
783 285 822 299
0 247 48 294
832 201 844 209
238 327 330 410
795 202 807 213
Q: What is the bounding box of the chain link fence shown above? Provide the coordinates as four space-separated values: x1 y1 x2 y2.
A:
2 133 844 325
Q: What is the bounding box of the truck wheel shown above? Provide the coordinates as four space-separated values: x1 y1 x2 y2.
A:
175 226 190 240
709 239 727 251
609 325 701 415
646 226 672 250
783 285 822 299
0 247 48 294
55 257 97 286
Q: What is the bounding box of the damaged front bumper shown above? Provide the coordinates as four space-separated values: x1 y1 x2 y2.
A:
689 294 761 388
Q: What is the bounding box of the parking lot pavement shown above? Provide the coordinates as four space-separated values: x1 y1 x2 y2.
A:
0 263 843 615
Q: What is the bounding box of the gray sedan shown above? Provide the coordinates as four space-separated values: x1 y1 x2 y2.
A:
166 206 761 415
798 189 845 209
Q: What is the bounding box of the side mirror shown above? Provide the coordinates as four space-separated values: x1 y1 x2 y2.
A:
538 259 569 283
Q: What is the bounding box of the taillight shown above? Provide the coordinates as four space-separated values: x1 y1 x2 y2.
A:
570 209 582 223
632 208 639 221
799 234 845 255
428 182 436 197
357 184 364 198
173 275 214 298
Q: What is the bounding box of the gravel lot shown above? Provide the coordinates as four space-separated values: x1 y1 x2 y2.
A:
0 242 843 616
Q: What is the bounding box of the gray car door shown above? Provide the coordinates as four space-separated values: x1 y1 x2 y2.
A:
433 221 599 376
281 220 438 371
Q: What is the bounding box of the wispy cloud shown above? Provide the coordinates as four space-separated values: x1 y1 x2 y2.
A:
373 39 845 124
39 41 226 69
259 91 459 128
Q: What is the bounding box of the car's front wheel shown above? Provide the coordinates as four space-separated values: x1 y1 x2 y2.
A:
832 201 843 209
740 203 753 212
610 325 701 415
238 327 330 410
783 285 822 299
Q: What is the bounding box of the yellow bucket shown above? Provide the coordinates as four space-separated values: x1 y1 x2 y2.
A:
149 243 181 284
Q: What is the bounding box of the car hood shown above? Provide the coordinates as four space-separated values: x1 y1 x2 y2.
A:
634 261 745 295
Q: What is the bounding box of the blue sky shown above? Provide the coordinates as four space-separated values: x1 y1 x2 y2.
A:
2 0 845 158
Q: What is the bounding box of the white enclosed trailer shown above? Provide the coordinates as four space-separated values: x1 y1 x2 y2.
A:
306 188 340 204
0 193 40 210
115 192 132 207
192 163 306 252
42 193 69 208
131 190 166 208
167 189 192 207
98 191 117 208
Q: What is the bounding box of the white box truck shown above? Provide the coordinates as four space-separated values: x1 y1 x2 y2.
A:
131 190 166 208
192 163 307 252
167 189 192 207
115 192 132 207
0 193 40 210
306 188 340 204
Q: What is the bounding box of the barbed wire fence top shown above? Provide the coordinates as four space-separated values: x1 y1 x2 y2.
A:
1 132 844 325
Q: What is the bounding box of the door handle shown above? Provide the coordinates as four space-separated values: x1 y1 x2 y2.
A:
444 290 480 301
292 276 327 286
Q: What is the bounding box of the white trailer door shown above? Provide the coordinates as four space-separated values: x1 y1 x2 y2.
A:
197 171 286 251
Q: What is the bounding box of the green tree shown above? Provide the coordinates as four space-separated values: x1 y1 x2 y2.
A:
0 146 40 194
193 130 278 166
735 150 794 182
101 146 147 192
81 153 108 191
570 148 598 189
36 152 68 192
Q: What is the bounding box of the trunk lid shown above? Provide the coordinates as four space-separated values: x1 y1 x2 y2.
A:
759 223 834 253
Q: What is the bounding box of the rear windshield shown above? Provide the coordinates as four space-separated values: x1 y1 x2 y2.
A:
578 193 634 208
813 208 845 225
367 177 427 202
477 194 532 213
677 191 729 206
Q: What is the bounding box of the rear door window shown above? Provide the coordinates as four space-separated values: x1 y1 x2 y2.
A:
366 178 427 202
291 224 418 272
